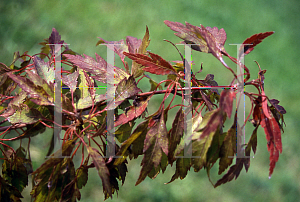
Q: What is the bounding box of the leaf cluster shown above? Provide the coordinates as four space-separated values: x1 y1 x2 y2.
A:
0 21 286 201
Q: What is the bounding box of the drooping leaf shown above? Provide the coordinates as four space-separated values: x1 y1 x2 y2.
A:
168 107 184 163
32 138 77 178
87 146 112 199
220 89 235 118
2 154 28 193
192 128 219 172
76 158 89 189
197 109 223 139
218 127 236 174
260 107 282 178
0 175 23 201
135 110 169 185
115 122 135 143
269 99 286 115
166 155 191 184
240 31 274 56
124 52 177 75
114 121 149 166
214 157 248 188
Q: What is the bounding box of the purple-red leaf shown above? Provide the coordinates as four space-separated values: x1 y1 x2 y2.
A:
124 52 177 75
215 158 247 187
114 96 151 127
168 107 184 163
64 53 129 84
48 28 65 55
260 107 282 178
87 146 112 198
240 31 274 56
136 110 168 185
220 89 235 118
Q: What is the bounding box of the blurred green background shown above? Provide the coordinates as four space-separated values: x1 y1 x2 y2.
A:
1 0 300 201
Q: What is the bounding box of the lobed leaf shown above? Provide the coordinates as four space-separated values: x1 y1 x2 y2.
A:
87 146 112 198
124 52 177 75
34 56 55 84
260 108 282 178
135 110 169 185
7 72 54 105
240 31 274 57
114 96 151 127
64 53 129 84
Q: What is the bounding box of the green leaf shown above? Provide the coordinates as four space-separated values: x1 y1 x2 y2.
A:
76 94 106 110
25 70 54 98
2 155 28 193
218 127 236 174
166 153 191 184
34 56 55 84
110 75 142 109
192 130 216 171
114 121 148 166
0 90 27 118
0 175 23 201
76 165 88 189
7 104 43 124
132 26 150 78
115 122 135 143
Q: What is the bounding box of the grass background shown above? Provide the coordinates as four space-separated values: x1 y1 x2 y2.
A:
1 0 300 201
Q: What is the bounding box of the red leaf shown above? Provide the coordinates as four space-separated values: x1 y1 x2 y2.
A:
87 146 112 198
260 107 282 178
220 89 235 118
124 52 177 75
215 158 247 188
114 96 151 127
240 31 274 56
